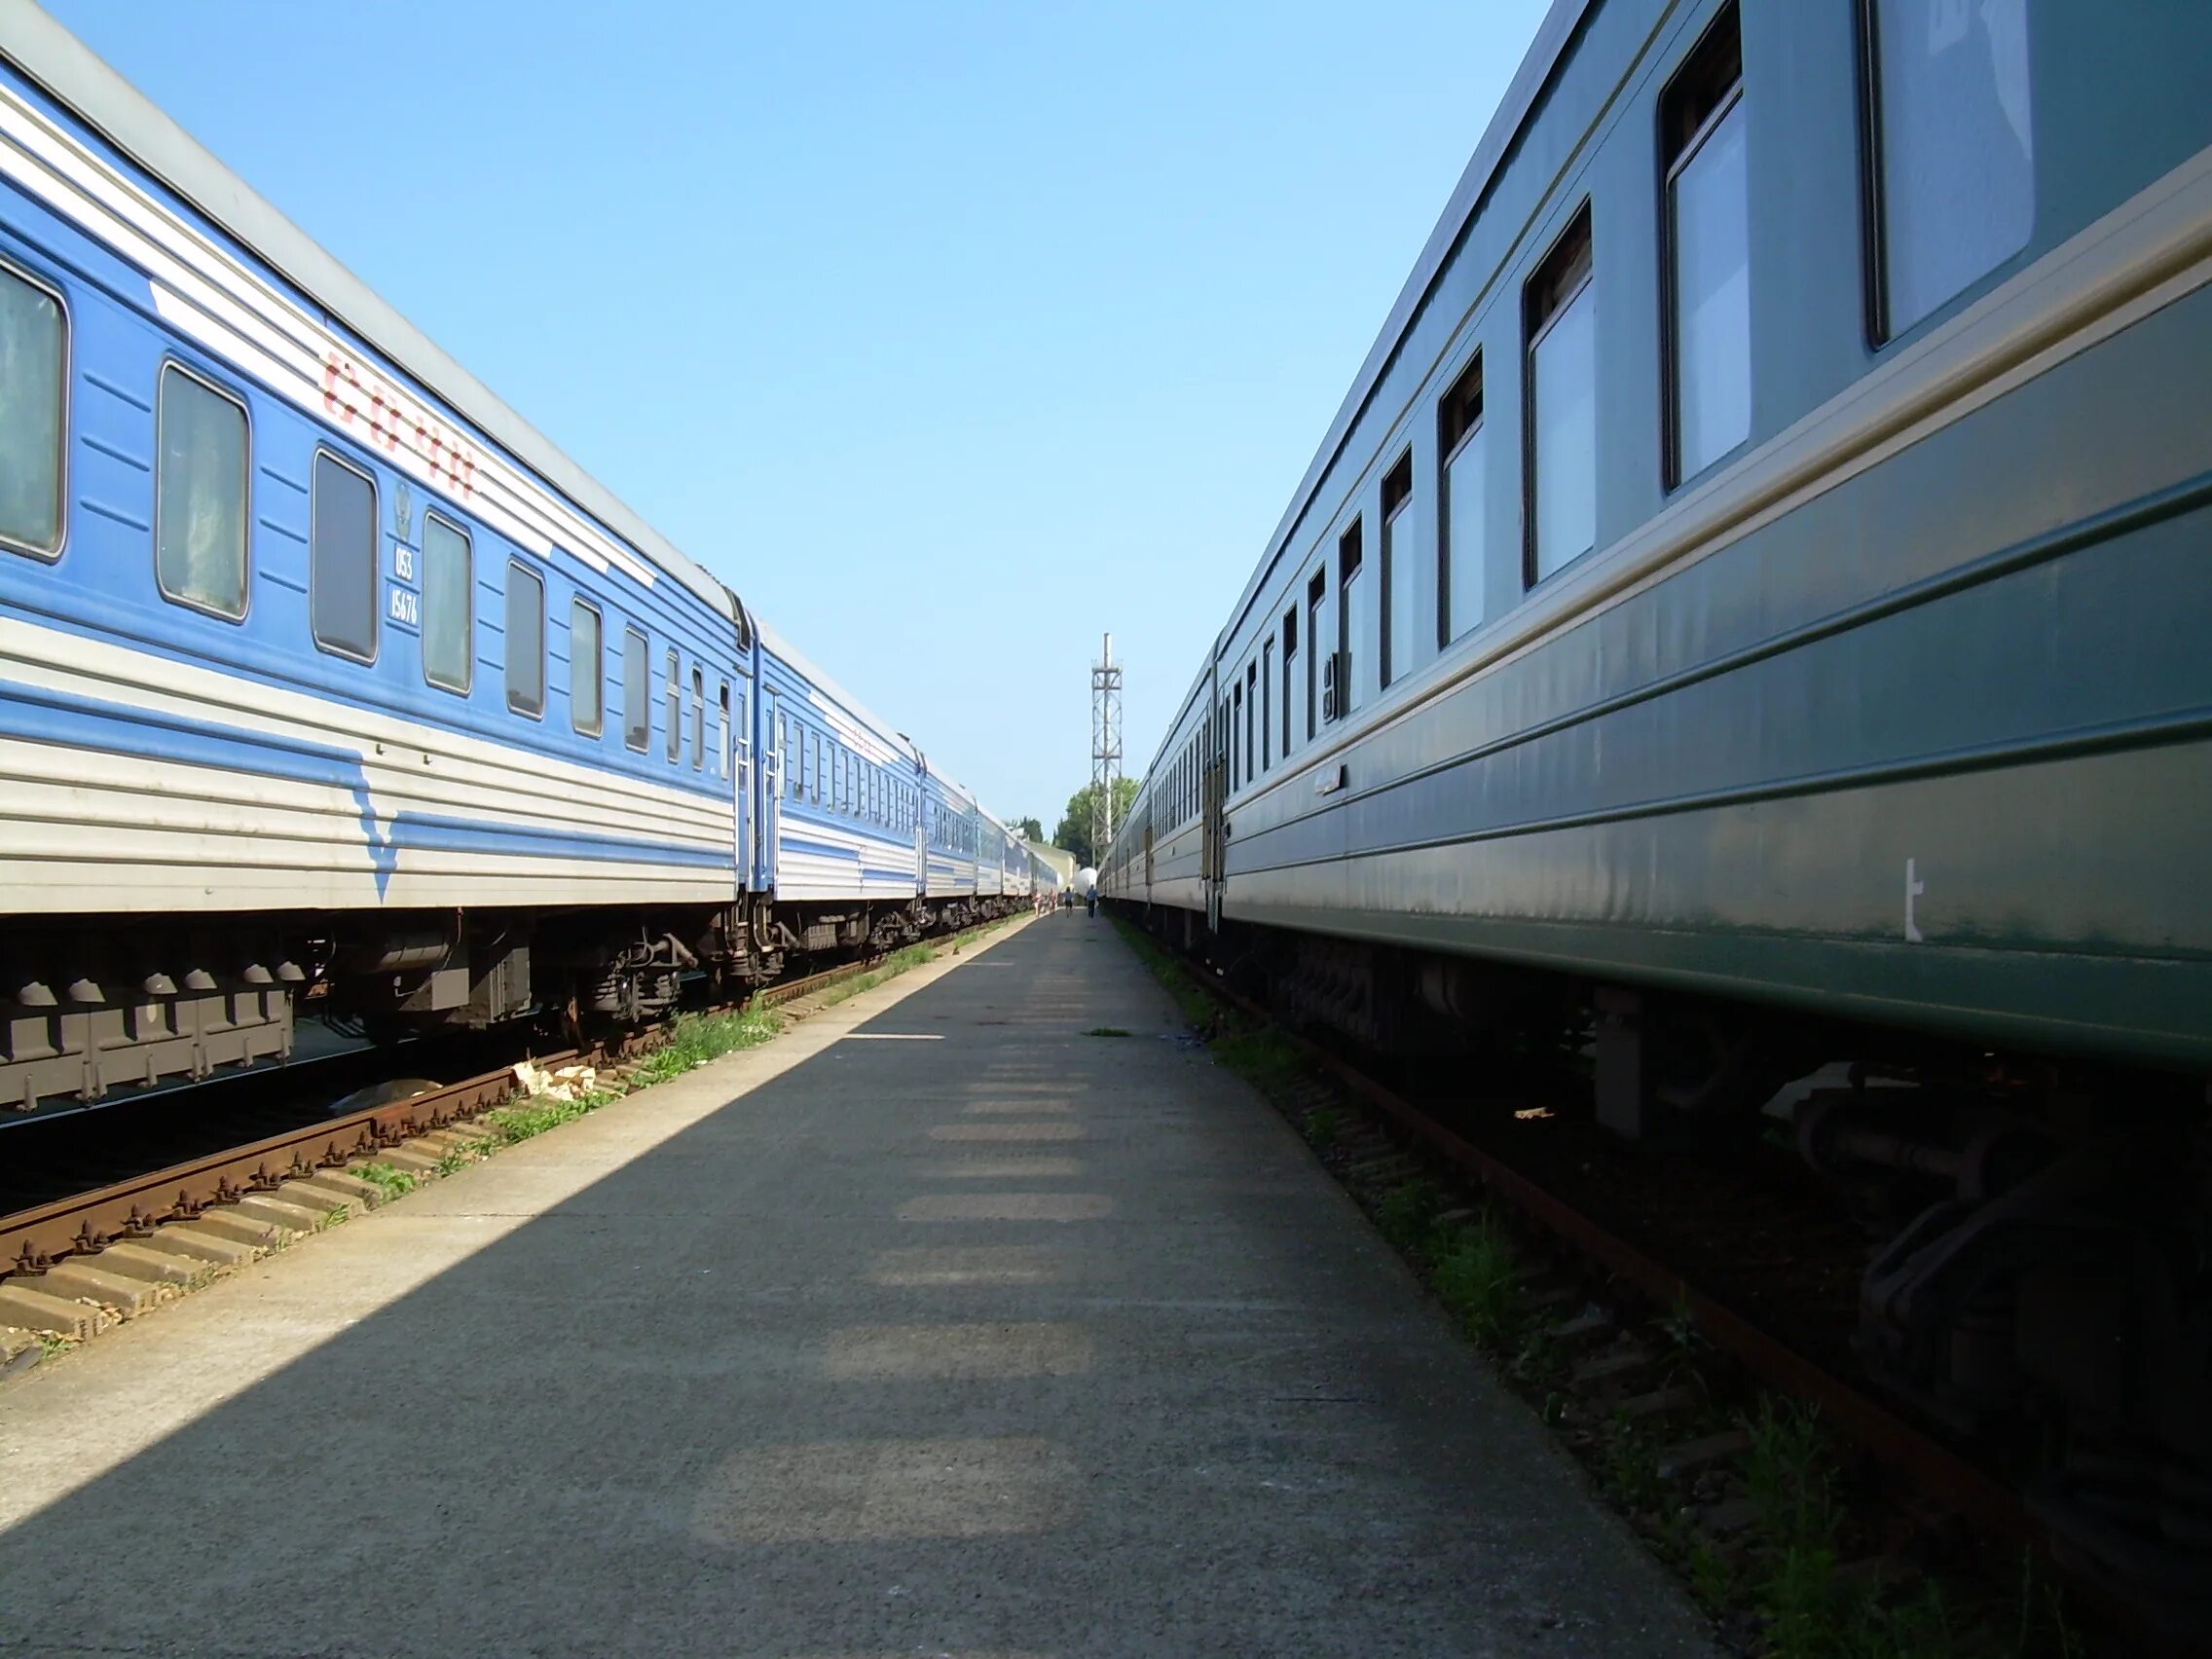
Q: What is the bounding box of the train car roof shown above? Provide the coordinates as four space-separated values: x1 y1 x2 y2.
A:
753 618 917 761
2 1 738 618
1220 0 1593 640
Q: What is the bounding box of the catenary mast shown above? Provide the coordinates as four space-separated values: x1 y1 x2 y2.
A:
1089 632 1123 862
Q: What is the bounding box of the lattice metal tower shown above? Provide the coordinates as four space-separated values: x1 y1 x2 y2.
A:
1089 631 1123 861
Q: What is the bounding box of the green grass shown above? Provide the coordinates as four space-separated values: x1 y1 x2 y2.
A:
1375 1178 1440 1251
480 1088 619 1145
626 1005 783 1087
350 1161 419 1200
36 1330 79 1359
1429 1210 1525 1348
1108 919 1218 1029
1734 1396 1968 1659
1085 1026 1131 1038
814 944 939 1010
1302 1107 1345 1151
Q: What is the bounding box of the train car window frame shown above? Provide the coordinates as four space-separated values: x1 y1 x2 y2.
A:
1524 204 1597 587
1335 520 1366 719
691 667 705 770
308 447 380 665
1860 0 2035 345
1245 660 1259 783
1661 3 1751 488
1381 451 1417 686
419 510 474 695
1261 639 1273 771
154 359 252 622
1306 569 1326 737
623 625 650 752
0 258 69 563
718 681 731 779
1231 682 1243 792
570 599 605 735
1438 354 1487 644
1281 608 1298 757
665 650 681 763
504 561 546 719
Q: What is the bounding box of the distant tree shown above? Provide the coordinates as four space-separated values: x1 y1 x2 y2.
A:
1015 816 1044 842
1052 776 1141 867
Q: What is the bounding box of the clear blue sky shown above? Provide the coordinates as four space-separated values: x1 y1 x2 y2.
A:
44 0 1551 830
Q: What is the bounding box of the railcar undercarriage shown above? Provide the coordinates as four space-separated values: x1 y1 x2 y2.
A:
1138 903 2211 1622
3 894 1030 1116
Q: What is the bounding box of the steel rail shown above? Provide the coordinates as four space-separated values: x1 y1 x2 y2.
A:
1 912 1019 1279
0 1054 553 1275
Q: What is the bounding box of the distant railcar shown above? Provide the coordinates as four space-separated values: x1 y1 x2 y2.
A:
0 7 1025 1111
1101 0 2212 1610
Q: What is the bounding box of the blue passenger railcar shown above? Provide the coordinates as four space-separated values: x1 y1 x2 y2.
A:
0 7 1020 1112
1103 0 2212 1608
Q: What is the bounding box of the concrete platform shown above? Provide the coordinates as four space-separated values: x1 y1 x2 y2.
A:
0 915 1713 1658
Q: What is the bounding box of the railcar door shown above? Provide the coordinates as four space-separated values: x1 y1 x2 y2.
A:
729 684 749 889
761 689 783 894
1202 735 1226 934
912 760 929 897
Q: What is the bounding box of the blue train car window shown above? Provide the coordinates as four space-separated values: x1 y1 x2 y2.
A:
155 362 249 619
0 263 66 560
718 682 730 779
310 450 378 663
421 511 473 693
571 600 604 735
1527 208 1597 583
1867 0 2033 340
1664 5 1749 483
664 651 681 762
1439 357 1487 641
691 667 705 770
505 562 545 717
624 627 649 751
1382 452 1419 685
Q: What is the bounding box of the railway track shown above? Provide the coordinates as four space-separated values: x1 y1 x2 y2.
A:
0 916 1013 1287
1124 922 2166 1656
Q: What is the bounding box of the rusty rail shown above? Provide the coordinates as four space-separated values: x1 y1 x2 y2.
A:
2 911 1019 1280
0 1054 557 1276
